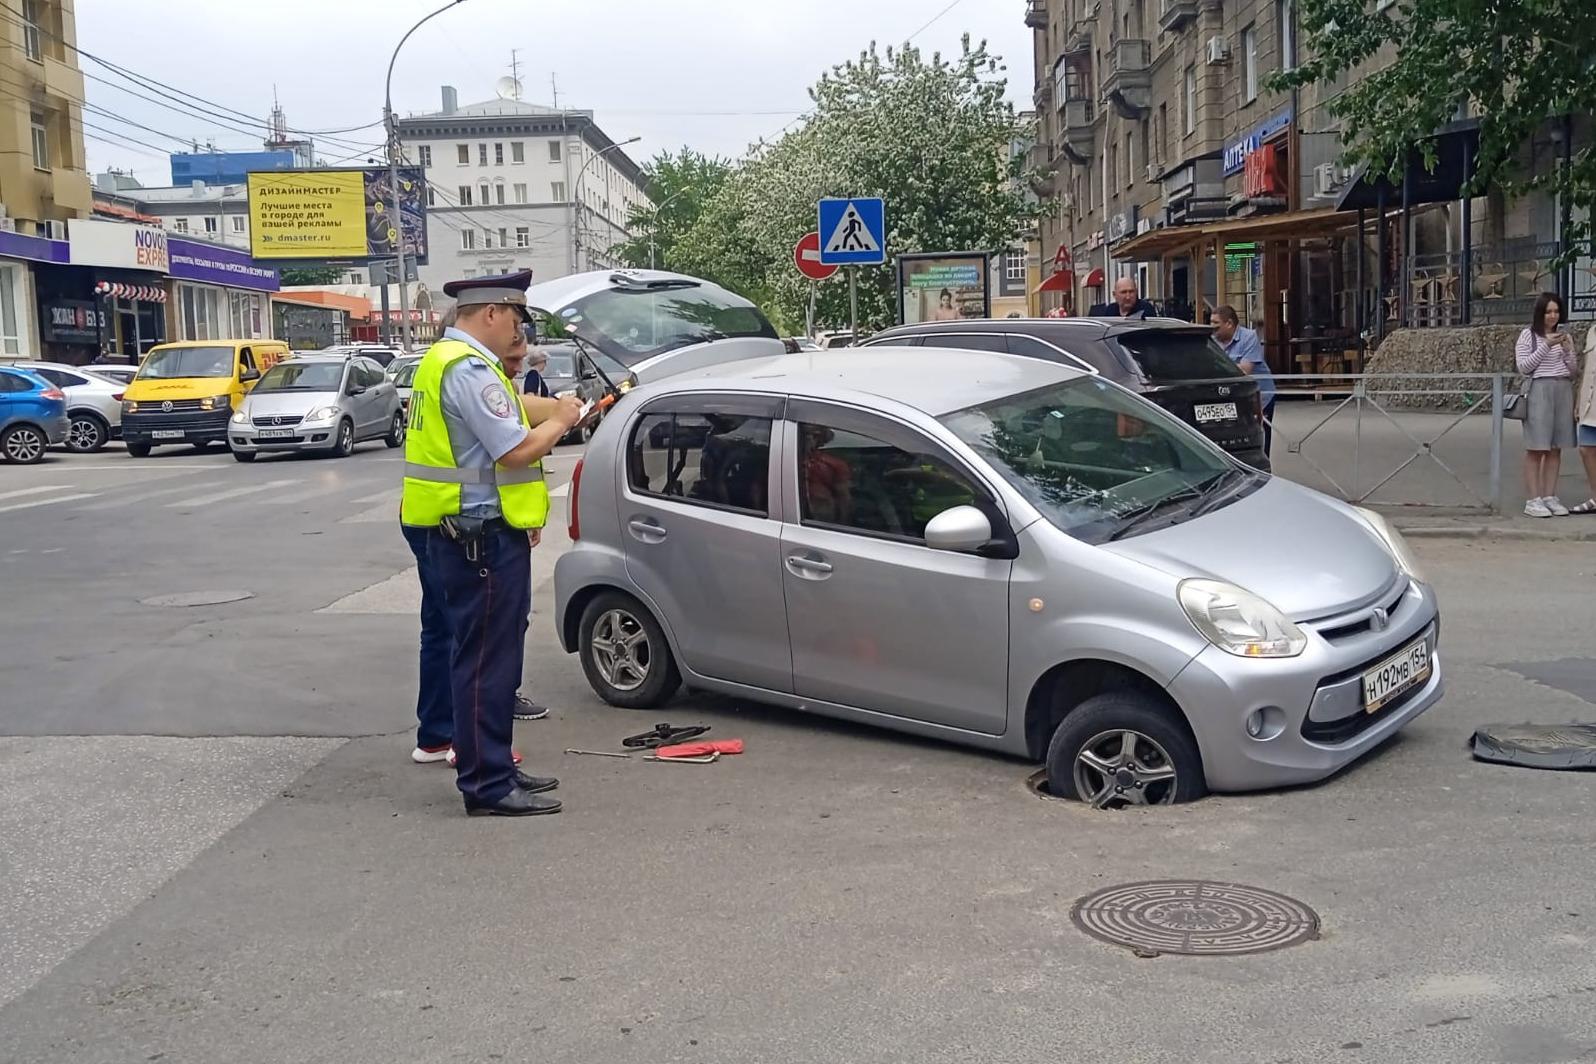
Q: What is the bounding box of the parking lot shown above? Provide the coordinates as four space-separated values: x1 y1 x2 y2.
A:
2 441 1595 1064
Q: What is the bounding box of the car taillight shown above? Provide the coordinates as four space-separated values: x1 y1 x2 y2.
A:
41 388 64 400
567 457 584 541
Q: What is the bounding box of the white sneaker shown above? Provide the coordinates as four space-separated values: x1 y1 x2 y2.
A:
1545 496 1570 516
1525 498 1553 518
411 744 451 764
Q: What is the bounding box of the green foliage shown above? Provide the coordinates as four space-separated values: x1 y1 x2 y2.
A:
610 150 733 273
278 266 350 286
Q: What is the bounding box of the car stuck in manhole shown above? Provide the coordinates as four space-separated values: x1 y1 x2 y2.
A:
553 347 1443 809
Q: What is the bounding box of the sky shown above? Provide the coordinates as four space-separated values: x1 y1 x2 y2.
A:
76 0 1035 186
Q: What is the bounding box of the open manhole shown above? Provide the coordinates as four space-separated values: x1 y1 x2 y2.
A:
140 589 254 608
1071 880 1319 957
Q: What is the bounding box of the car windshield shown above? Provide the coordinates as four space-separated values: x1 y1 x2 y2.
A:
254 362 344 392
942 377 1240 542
137 346 235 380
1111 329 1243 383
394 362 419 387
559 285 777 365
542 351 576 378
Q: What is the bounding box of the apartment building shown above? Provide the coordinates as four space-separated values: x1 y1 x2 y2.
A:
396 86 649 294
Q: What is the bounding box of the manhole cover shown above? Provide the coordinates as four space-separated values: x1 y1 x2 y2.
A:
1071 880 1319 956
140 589 254 608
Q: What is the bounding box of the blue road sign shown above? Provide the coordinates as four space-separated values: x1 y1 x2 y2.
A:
817 198 886 266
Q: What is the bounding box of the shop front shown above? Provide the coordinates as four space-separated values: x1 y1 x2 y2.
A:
0 230 69 360
60 218 172 364
167 237 279 343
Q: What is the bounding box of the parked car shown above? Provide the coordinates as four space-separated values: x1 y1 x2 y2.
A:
322 344 403 367
121 340 290 456
783 337 821 353
815 331 854 349
82 364 138 387
17 362 124 452
554 347 1440 808
863 318 1269 470
385 354 422 380
226 355 403 462
392 357 419 417
526 269 782 384
0 365 68 463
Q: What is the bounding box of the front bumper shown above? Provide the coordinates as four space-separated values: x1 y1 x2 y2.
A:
122 409 232 445
1167 578 1442 792
228 419 340 452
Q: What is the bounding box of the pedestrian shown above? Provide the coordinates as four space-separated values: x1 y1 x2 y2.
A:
1515 292 1579 518
1089 276 1156 318
401 269 582 816
521 333 553 398
1567 323 1596 515
1211 304 1277 455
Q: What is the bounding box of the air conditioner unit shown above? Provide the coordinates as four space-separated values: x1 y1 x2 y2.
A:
44 220 67 241
1146 163 1161 182
1314 163 1345 197
1206 36 1230 64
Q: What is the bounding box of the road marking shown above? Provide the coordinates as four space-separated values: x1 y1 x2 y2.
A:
0 485 73 502
73 480 230 511
64 463 221 471
167 479 297 508
351 488 401 505
0 493 99 514
266 482 352 507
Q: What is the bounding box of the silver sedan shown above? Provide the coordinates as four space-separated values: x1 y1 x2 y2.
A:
227 355 404 462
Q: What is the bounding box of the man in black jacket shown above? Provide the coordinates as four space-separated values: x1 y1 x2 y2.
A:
1089 276 1156 318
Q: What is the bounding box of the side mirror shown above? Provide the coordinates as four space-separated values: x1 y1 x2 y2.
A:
924 505 993 553
348 384 367 396
240 368 260 383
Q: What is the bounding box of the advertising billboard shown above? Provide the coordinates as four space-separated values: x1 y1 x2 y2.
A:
247 168 427 263
896 251 991 325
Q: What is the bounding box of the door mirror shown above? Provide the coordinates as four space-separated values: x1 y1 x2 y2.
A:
240 367 260 383
923 505 992 553
348 383 367 396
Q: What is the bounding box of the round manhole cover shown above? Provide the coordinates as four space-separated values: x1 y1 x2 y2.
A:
140 590 254 608
1071 880 1319 957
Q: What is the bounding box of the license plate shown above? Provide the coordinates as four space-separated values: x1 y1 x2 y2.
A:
151 430 185 440
1362 637 1431 713
1193 402 1238 423
255 428 296 439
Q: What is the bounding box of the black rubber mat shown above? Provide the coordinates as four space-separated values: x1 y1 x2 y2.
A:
1472 723 1596 770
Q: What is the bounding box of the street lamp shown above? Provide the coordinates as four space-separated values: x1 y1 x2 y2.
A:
570 135 642 274
385 0 470 353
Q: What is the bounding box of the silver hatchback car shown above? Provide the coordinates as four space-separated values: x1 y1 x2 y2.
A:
227 355 404 462
553 349 1442 807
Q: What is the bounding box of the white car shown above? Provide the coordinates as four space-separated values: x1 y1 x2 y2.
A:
16 361 124 452
82 364 138 387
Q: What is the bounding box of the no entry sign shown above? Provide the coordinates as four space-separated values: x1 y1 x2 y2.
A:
793 231 838 281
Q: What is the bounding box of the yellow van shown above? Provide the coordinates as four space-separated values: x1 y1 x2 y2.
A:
121 340 289 456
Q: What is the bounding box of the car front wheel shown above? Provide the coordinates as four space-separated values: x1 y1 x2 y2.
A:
577 591 681 709
1 424 47 463
1045 692 1207 809
384 410 405 448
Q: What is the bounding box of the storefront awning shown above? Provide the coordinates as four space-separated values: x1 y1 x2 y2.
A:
1110 207 1353 261
1082 267 1105 287
1033 270 1073 295
1336 120 1480 212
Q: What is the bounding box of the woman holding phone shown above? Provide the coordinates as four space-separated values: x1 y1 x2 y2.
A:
1516 292 1579 517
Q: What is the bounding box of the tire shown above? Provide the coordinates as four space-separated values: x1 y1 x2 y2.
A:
329 419 354 458
232 450 256 463
191 440 214 453
384 410 405 448
1 423 47 464
125 442 151 458
1044 692 1207 809
65 412 109 453
577 591 681 709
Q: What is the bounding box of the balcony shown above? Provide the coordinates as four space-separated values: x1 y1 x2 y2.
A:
1064 17 1095 55
1061 99 1096 164
1028 143 1059 197
1158 0 1198 31
44 168 93 215
1033 80 1053 111
1103 38 1151 118
41 56 85 107
1025 0 1048 30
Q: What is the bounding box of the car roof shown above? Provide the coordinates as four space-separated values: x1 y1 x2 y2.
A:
525 269 731 313
283 354 352 364
657 346 1083 416
872 316 1209 339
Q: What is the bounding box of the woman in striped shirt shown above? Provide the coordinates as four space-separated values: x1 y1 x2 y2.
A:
1516 292 1579 518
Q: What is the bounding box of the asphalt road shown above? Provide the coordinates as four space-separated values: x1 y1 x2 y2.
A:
2 441 1594 1064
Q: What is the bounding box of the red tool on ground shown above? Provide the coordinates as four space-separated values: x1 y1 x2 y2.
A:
653 739 744 760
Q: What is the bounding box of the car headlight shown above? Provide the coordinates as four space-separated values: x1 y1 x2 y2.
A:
230 408 249 425
199 394 230 411
1179 579 1307 658
305 405 341 423
1354 507 1426 585
123 400 139 414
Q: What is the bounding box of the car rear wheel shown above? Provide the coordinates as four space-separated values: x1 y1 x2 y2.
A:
1045 692 1206 809
125 442 151 458
578 591 681 709
384 411 405 448
1 424 46 464
65 412 109 453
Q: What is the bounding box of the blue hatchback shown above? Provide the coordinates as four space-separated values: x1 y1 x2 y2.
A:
0 365 69 464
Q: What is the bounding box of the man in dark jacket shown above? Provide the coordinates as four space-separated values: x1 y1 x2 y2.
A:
1089 276 1156 318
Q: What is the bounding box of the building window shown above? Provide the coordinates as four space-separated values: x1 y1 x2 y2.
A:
1140 120 1151 174
1183 66 1197 134
173 218 190 234
426 187 435 207
204 217 218 235
494 181 506 205
457 143 469 165
30 112 47 170
552 181 565 201
457 185 473 206
419 145 433 168
1158 103 1168 161
462 269 477 279
21 0 42 61
513 182 527 203
1277 0 1296 71
515 226 530 248
494 143 504 166
485 228 498 250
548 140 562 163
1005 250 1026 282
0 263 24 355
511 141 525 164
1125 132 1135 188
231 215 245 233
461 230 476 250
498 227 508 249
478 143 488 166
1107 142 1118 196
1242 25 1258 102
478 181 490 204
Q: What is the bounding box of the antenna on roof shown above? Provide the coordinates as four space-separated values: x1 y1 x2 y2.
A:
495 75 523 101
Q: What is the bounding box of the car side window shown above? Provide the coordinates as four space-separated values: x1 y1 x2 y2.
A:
0 371 27 393
32 368 74 388
239 348 255 373
1006 335 1079 367
359 361 384 387
628 411 773 516
796 417 987 542
918 333 1008 354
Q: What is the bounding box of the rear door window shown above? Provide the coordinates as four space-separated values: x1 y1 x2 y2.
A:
919 333 1008 354
1112 330 1243 382
0 370 30 393
628 408 774 516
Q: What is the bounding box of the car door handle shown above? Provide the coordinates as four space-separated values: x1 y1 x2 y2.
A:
627 518 667 543
785 554 833 578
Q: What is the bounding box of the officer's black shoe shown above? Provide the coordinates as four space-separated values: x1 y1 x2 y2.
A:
464 789 563 817
514 771 559 794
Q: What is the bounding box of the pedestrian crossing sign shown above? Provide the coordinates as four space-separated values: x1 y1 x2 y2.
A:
817 198 886 266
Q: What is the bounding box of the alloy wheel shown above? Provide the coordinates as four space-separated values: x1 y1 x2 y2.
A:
67 417 103 452
4 426 45 463
589 608 652 692
1072 729 1180 809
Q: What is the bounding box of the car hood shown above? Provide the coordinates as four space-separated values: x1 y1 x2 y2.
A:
1101 478 1398 620
124 377 234 400
241 390 340 416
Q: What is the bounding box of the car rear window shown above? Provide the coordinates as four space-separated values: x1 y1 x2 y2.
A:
562 285 777 366
1111 329 1244 383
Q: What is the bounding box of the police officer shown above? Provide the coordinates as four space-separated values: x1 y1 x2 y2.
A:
401 270 581 817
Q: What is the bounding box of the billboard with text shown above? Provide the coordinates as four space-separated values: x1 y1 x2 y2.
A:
246 168 427 263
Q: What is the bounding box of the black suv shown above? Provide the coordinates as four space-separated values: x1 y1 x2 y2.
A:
864 318 1268 470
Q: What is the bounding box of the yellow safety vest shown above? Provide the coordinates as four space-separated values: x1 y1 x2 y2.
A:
400 338 548 529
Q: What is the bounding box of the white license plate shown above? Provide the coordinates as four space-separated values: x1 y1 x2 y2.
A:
1362 637 1431 713
255 428 296 439
1193 402 1238 423
151 430 185 439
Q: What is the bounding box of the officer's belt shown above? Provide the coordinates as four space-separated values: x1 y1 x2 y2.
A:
404 463 545 486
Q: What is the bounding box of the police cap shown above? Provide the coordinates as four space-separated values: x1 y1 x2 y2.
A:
443 268 536 323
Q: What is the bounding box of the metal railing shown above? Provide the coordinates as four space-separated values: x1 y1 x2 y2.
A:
1402 239 1595 328
1263 372 1513 514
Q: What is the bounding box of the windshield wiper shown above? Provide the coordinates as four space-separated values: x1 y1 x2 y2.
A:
1188 468 1257 517
1105 471 1235 541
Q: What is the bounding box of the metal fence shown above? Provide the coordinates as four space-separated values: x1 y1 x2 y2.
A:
1265 372 1512 514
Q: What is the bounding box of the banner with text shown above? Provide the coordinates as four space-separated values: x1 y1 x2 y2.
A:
246 168 427 263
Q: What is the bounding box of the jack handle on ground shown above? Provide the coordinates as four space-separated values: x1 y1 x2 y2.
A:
564 748 633 759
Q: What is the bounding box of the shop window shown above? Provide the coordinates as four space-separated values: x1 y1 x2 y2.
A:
0 263 23 355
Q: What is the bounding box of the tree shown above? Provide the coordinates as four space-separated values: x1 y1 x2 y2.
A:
610 150 732 272
278 266 349 286
1272 0 1596 251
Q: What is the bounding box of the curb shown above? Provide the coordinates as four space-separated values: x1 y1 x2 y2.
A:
1395 522 1596 542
